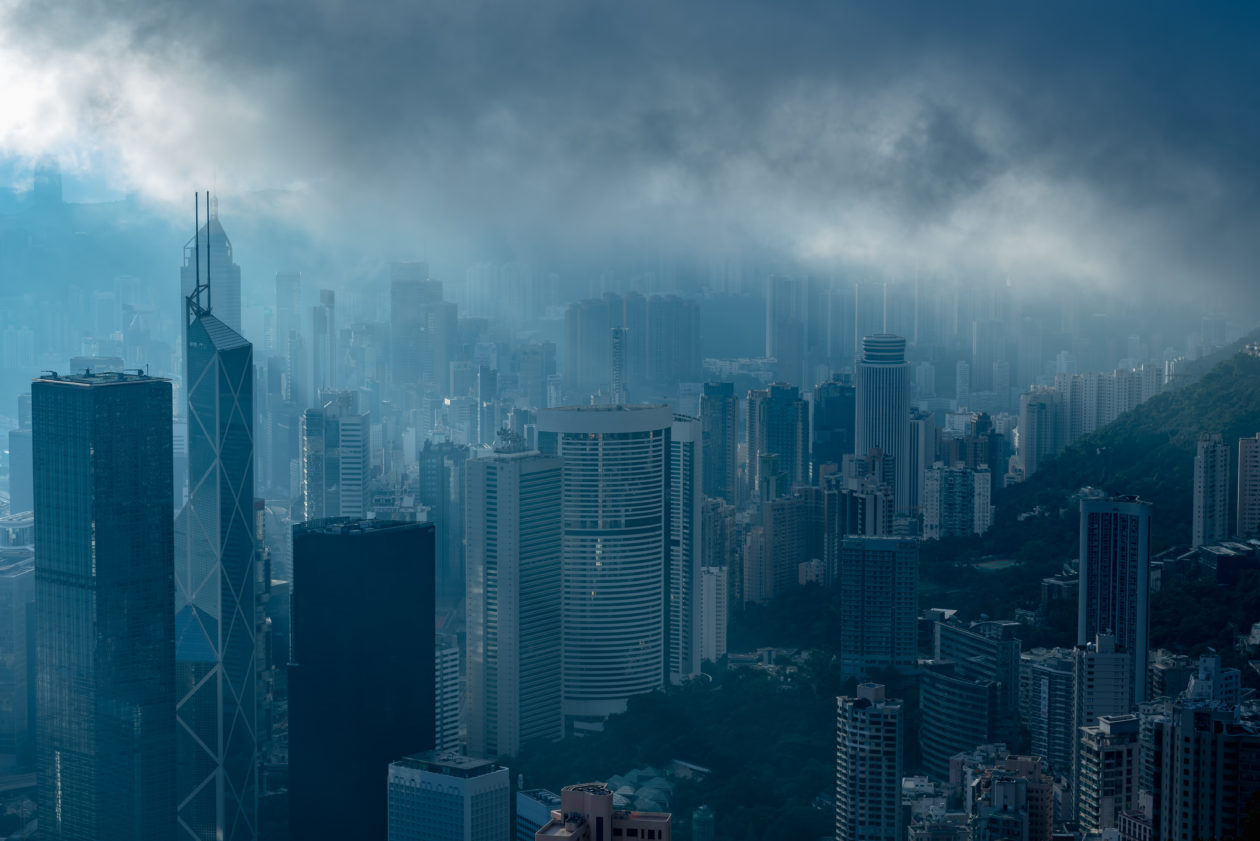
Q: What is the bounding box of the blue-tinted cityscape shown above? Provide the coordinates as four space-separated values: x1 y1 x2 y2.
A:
0 3 1259 840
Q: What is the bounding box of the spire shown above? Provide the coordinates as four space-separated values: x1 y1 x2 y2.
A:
187 191 213 322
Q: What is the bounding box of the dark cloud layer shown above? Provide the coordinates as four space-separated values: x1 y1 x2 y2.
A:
3 1 1258 300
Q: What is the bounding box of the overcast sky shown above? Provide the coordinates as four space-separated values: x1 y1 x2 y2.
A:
1 1 1257 301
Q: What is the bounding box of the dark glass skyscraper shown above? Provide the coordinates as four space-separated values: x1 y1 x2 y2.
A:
288 518 435 840
178 223 258 841
33 371 175 840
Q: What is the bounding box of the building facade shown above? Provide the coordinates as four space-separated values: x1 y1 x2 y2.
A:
855 335 911 512
837 538 918 677
835 684 903 841
1192 433 1230 546
387 752 510 841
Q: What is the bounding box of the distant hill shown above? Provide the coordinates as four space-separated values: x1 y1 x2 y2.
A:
994 350 1260 551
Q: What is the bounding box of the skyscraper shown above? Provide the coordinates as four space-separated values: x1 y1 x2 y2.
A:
1078 495 1151 705
390 261 442 388
387 752 510 841
835 684 903 841
435 634 463 752
288 519 435 840
699 382 738 505
179 218 258 841
855 334 911 512
1237 433 1260 538
747 383 808 497
309 288 336 394
33 371 175 840
837 538 918 677
465 450 563 759
812 375 856 483
299 390 370 522
1192 433 1230 546
537 404 672 733
669 415 702 684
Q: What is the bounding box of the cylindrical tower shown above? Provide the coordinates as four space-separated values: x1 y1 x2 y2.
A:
537 404 673 732
855 334 911 513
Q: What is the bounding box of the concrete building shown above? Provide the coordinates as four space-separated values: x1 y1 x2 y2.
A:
699 566 728 663
289 519 436 841
968 756 1054 841
1239 433 1260 538
835 684 903 841
537 405 672 732
838 538 918 677
387 751 510 841
1070 634 1134 821
669 415 703 684
33 372 175 841
435 634 462 752
923 464 992 539
535 782 671 840
1079 495 1151 705
1018 647 1076 774
855 335 911 512
465 450 563 757
300 390 370 522
1078 714 1141 834
1192 433 1230 546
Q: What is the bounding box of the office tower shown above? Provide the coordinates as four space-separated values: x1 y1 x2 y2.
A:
33 372 175 840
299 391 370 522
7 428 31 514
1078 714 1140 835
1018 647 1075 774
465 450 563 759
180 250 258 841
923 464 992 539
310 289 336 394
535 783 672 840
646 295 702 385
390 261 441 388
1145 700 1260 841
919 660 1000 780
180 202 243 336
0 550 32 764
274 271 301 355
419 440 471 605
747 383 808 496
1016 388 1066 478
1079 495 1151 705
537 405 671 732
289 519 435 841
387 752 510 841
1238 433 1260 538
1192 433 1230 546
436 634 462 752
517 789 562 841
835 684 903 841
906 409 935 511
855 334 911 512
699 382 738 504
669 415 702 684
812 375 856 482
935 620 1022 747
564 295 622 395
837 538 917 677
699 566 728 663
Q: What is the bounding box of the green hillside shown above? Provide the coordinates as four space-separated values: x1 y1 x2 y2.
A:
994 350 1260 551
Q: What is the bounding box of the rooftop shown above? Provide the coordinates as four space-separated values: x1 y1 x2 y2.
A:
392 750 504 778
34 370 166 387
293 517 430 537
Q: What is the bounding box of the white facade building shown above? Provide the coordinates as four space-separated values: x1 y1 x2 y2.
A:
836 684 903 841
699 566 728 663
387 752 509 841
670 415 703 684
855 335 911 513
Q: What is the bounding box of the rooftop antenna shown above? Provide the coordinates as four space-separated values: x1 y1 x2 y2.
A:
205 190 212 314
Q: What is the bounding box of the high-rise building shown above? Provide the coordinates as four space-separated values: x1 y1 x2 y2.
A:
310 288 336 394
1069 634 1134 821
835 684 903 841
537 405 672 733
387 751 510 841
699 566 728 663
747 383 808 496
1192 433 1230 546
645 295 702 386
33 371 175 840
1016 388 1066 478
1018 647 1075 774
855 334 911 512
299 390 370 522
669 415 702 684
923 464 992 539
180 203 242 336
0 549 33 763
6 427 31 514
968 756 1054 841
390 261 439 387
535 782 672 840
288 519 435 841
465 450 563 759
1237 433 1260 538
419 440 471 605
812 375 856 483
180 247 258 841
699 382 738 505
935 620 1022 747
517 789 563 841
435 634 463 752
1079 495 1151 705
837 538 918 678
274 271 301 358
919 660 1000 780
1078 714 1141 835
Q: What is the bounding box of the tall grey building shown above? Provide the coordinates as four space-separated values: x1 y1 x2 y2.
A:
33 372 175 840
1192 432 1229 546
465 450 563 758
835 684 903 841
699 382 738 505
180 203 242 337
1238 433 1260 538
855 335 911 512
747 383 808 498
389 261 442 389
537 404 672 733
837 538 918 677
1078 495 1151 706
179 231 258 841
299 391 370 522
669 415 703 684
